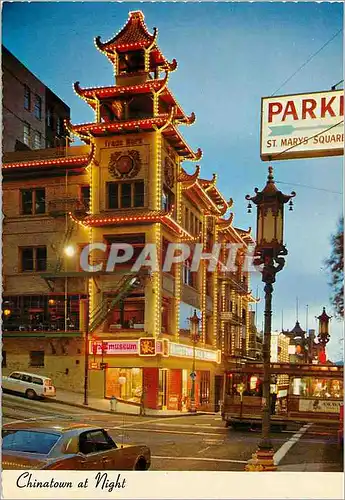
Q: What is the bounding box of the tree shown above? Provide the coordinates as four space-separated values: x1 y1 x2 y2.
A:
325 217 344 317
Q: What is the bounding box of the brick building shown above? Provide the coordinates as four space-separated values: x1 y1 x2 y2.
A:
2 46 70 153
2 12 256 412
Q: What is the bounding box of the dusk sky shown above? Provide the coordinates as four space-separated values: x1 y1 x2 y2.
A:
2 2 344 360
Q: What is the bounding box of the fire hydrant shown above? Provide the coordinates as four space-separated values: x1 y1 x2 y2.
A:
110 395 117 412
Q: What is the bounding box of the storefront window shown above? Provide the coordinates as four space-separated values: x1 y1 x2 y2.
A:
105 368 143 402
290 377 343 399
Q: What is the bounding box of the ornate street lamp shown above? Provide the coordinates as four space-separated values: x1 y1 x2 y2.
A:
245 166 295 472
316 307 332 364
189 310 201 413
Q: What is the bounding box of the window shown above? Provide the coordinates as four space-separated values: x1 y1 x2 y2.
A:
46 108 53 127
2 430 60 454
34 95 42 119
23 123 31 146
107 183 118 209
105 234 145 269
33 131 42 150
184 207 189 230
80 186 91 211
24 85 31 110
21 247 47 272
9 372 21 380
2 351 6 368
29 350 44 367
21 188 45 215
32 376 43 385
121 183 131 208
36 247 47 271
183 261 193 287
79 430 116 454
162 188 175 212
190 213 195 234
56 117 64 136
134 182 144 207
107 181 144 209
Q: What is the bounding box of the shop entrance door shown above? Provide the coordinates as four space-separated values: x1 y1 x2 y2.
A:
158 369 168 409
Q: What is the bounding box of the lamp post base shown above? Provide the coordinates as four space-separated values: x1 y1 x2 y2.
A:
189 398 197 413
245 447 276 472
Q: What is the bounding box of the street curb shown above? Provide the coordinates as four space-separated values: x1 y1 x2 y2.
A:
52 398 217 418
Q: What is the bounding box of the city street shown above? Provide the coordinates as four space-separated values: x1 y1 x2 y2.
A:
3 393 343 472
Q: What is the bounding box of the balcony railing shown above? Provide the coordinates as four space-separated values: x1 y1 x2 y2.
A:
218 271 248 295
220 311 244 324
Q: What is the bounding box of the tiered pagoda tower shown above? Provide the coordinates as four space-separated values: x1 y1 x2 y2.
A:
67 11 205 338
2 10 255 409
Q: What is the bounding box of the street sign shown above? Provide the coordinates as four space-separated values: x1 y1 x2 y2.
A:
261 90 344 161
190 371 196 380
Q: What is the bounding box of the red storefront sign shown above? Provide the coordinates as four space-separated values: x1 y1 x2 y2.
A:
89 340 138 355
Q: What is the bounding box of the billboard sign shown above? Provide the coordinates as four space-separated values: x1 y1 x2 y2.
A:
261 90 344 161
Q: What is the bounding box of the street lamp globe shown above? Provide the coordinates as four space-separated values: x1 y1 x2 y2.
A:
317 307 332 345
189 309 200 341
246 166 295 256
64 245 76 257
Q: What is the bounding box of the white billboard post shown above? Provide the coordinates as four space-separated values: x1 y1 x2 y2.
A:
261 90 344 161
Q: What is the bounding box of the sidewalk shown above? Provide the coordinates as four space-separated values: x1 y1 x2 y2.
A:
52 388 216 417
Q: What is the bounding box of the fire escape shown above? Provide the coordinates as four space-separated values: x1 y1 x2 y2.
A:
88 272 147 334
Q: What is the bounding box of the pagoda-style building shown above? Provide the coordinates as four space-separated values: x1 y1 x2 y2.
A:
283 320 307 362
2 11 255 411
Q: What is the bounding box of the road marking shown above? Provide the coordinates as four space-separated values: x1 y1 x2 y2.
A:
273 423 312 465
152 455 247 464
198 446 211 454
110 426 225 437
119 416 198 428
152 422 224 429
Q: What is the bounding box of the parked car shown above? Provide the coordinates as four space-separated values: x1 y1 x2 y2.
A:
2 371 56 399
2 421 151 470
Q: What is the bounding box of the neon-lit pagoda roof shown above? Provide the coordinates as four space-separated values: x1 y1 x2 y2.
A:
95 10 177 71
73 77 195 125
66 117 201 160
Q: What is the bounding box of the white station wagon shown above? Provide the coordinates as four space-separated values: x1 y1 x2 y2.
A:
2 371 56 399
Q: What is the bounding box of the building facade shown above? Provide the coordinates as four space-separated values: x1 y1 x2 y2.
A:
2 11 255 412
2 46 70 153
